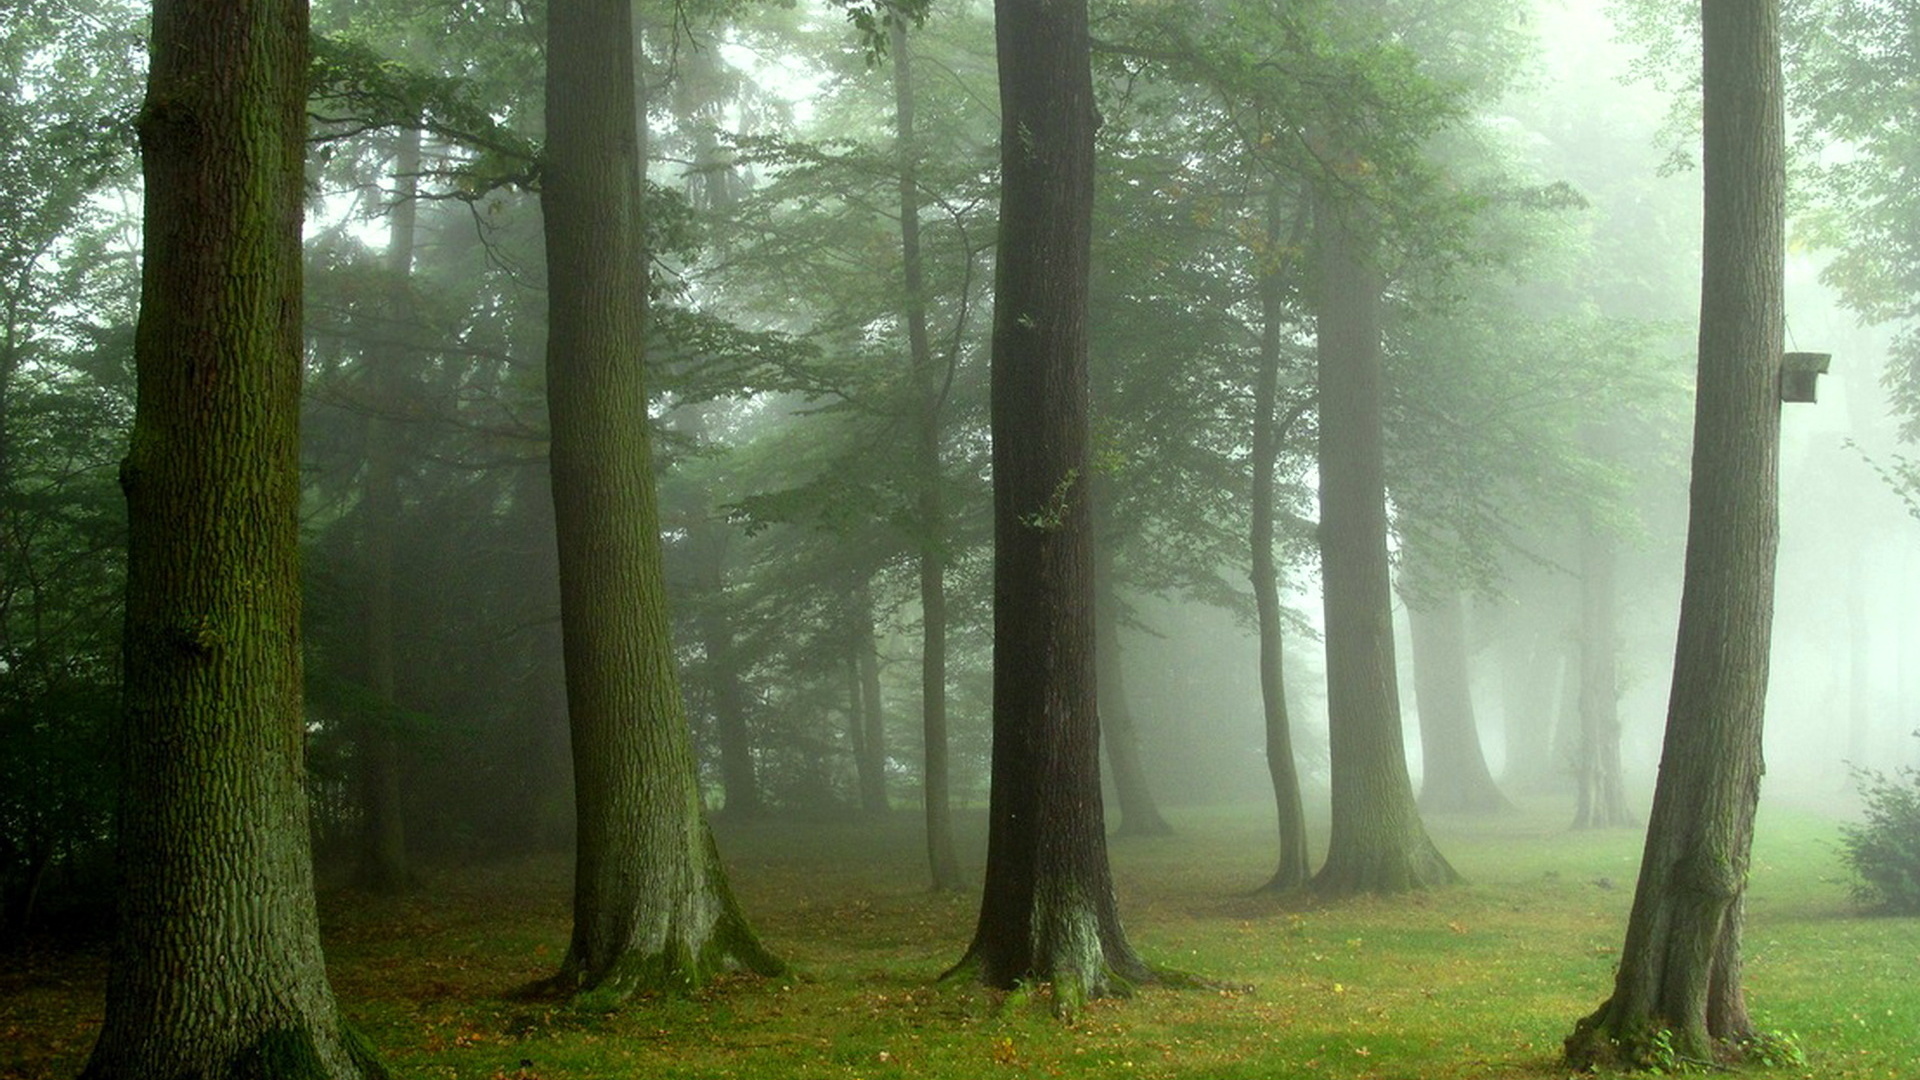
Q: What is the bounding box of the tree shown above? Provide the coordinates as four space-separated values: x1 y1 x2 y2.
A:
889 16 966 887
1251 183 1312 891
0 0 140 939
352 125 421 893
1309 190 1458 895
1572 502 1631 830
1404 583 1510 816
952 0 1149 1007
78 0 389 1073
1564 0 1785 1066
539 0 779 1000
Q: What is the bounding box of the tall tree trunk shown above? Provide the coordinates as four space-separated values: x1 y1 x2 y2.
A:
508 460 576 851
1093 504 1173 839
540 0 780 1001
356 125 421 894
1843 542 1869 774
1253 183 1309 891
1565 0 1783 1066
890 19 963 890
1496 604 1562 793
1309 192 1456 896
1572 508 1630 829
852 580 890 816
954 0 1148 1009
1550 628 1581 779
676 407 762 823
1406 587 1510 815
696 523 761 821
80 0 388 1074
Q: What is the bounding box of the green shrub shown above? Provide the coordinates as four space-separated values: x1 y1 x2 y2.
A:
1841 747 1920 914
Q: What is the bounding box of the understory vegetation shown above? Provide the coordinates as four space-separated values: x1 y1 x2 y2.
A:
1841 746 1920 915
4 803 1913 1080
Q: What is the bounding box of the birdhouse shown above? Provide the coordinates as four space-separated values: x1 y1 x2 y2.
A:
1780 351 1830 403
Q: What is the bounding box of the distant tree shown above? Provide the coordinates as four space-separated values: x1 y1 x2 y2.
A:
952 0 1150 1006
539 0 780 1000
1572 501 1631 830
351 124 421 893
891 18 965 886
1564 0 1785 1066
1402 577 1510 816
1251 183 1313 891
78 0 389 1073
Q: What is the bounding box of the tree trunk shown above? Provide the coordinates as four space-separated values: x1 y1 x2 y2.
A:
675 408 762 823
1253 183 1309 891
1572 508 1631 829
1550 628 1581 779
355 125 421 894
705 613 762 821
1093 502 1173 839
1309 192 1456 896
890 19 963 890
80 0 388 1074
954 0 1148 1009
1408 589 1511 815
1843 542 1869 773
852 580 890 816
540 0 780 1001
1565 0 1783 1066
1496 603 1562 794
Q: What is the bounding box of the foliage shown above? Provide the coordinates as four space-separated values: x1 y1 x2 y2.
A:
1840 751 1920 913
1786 0 1920 436
0 0 143 941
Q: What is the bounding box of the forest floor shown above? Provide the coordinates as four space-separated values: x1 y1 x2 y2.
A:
3 798 1915 1080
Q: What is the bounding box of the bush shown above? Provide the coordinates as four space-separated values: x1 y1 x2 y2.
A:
1841 747 1920 914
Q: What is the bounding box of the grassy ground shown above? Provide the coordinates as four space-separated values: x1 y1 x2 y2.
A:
3 799 1915 1079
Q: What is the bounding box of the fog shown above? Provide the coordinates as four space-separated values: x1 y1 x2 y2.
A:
6 0 1918 924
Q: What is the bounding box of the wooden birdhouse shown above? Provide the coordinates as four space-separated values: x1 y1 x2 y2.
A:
1780 351 1830 403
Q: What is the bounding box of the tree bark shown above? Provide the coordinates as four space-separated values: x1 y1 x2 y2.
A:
954 0 1148 1009
1565 0 1784 1066
540 0 780 1001
889 20 963 890
80 0 388 1074
355 124 421 894
1253 183 1309 891
1309 192 1456 896
1408 588 1511 815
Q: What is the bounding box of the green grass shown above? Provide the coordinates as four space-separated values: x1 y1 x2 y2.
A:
4 800 1916 1079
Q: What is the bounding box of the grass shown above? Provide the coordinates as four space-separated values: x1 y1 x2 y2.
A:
4 799 1916 1079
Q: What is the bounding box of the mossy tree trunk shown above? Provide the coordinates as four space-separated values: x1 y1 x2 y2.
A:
888 18 965 891
1564 0 1783 1067
540 0 780 1002
1252 183 1310 892
1309 193 1456 896
80 0 388 1075
954 0 1149 1008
